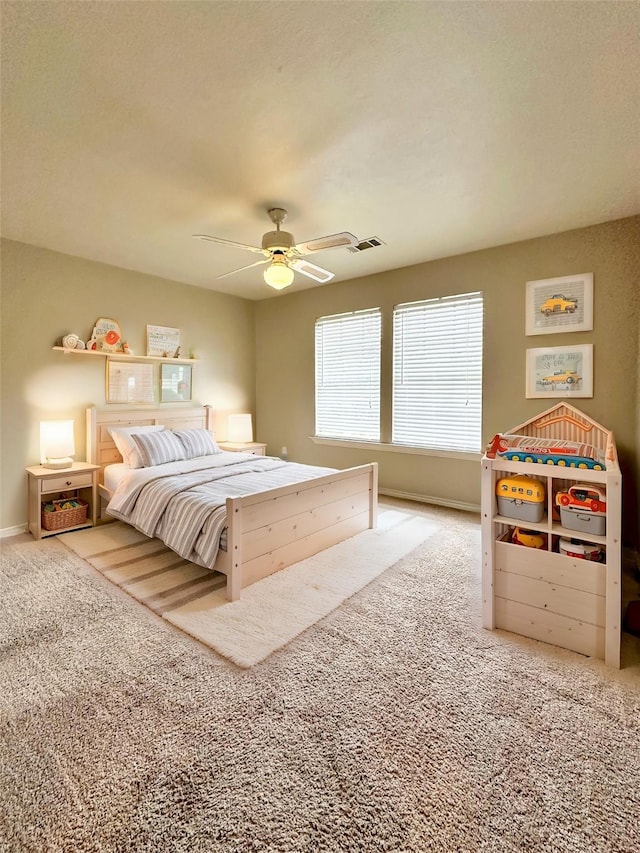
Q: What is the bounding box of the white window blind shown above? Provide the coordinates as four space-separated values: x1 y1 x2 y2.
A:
392 292 483 452
315 308 381 440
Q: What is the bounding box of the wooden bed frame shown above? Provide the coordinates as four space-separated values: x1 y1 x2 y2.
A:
86 406 378 601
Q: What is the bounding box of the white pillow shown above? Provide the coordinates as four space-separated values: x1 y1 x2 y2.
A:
131 430 186 468
174 429 220 459
109 424 166 469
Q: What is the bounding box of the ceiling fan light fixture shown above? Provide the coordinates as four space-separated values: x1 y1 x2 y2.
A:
195 208 351 289
264 261 294 290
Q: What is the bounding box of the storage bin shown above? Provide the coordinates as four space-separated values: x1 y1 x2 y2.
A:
559 506 606 536
559 538 605 562
496 475 545 522
41 498 88 531
555 484 606 536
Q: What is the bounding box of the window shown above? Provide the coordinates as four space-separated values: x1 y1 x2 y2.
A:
315 308 381 440
392 292 483 453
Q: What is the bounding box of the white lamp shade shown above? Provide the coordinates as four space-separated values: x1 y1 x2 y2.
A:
40 420 75 468
227 413 253 443
264 262 294 290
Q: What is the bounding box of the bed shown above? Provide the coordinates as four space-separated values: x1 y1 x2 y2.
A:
86 406 378 601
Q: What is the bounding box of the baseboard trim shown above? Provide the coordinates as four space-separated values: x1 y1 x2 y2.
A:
378 488 480 515
1 522 29 539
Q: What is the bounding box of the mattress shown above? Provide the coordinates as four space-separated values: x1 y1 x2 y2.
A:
103 463 130 493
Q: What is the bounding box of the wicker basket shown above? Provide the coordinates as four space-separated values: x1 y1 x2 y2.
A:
41 498 88 531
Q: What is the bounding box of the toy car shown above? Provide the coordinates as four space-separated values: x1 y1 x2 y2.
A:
540 294 578 316
540 369 580 385
485 433 605 469
512 527 546 549
556 484 606 514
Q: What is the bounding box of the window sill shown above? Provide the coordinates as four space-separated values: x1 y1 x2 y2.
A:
310 436 481 462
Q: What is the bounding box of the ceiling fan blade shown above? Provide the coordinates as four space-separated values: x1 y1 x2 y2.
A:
217 259 269 279
193 234 265 255
291 258 335 283
294 232 358 254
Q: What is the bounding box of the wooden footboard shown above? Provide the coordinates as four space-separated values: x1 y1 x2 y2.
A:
216 463 378 601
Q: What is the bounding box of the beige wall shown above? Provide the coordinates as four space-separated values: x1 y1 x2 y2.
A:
255 216 640 541
0 239 256 531
2 217 639 542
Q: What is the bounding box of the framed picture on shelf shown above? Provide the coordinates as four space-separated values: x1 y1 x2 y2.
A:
525 344 593 399
160 363 192 402
525 273 593 336
147 324 181 357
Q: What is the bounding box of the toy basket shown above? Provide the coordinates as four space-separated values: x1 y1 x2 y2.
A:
41 498 88 531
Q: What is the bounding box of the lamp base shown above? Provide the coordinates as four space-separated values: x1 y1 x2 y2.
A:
43 457 74 470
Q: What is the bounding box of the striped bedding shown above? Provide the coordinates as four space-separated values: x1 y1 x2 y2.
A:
106 453 336 570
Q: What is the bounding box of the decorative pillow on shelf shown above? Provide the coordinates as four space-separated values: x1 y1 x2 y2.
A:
131 430 186 468
174 428 220 459
108 424 166 469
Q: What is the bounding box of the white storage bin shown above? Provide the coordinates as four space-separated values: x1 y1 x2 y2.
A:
559 506 606 536
559 538 605 562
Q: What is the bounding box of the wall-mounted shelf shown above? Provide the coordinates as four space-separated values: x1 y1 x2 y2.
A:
52 347 197 364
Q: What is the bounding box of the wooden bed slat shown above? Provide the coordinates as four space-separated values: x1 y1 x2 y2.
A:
239 470 371 530
241 490 372 563
239 510 372 589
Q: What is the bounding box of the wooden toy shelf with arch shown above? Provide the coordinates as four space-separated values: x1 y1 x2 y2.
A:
481 403 622 668
52 347 198 364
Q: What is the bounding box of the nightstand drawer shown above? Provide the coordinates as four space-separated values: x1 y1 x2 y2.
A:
218 442 267 456
40 473 94 493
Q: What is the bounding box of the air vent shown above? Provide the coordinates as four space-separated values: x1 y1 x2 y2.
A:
347 237 385 253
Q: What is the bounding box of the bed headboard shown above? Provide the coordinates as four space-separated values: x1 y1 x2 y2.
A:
86 405 214 483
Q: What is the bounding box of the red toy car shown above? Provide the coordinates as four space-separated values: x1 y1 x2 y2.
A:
555 484 606 515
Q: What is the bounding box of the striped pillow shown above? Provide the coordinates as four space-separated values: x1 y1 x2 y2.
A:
131 430 186 467
109 424 166 469
174 429 220 459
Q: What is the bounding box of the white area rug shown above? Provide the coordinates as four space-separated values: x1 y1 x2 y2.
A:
64 510 438 667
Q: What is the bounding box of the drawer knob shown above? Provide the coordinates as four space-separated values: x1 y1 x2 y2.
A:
65 480 72 486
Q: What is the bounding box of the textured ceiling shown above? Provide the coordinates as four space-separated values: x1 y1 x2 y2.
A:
1 1 639 300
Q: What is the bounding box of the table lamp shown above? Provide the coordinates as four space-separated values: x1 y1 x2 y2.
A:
227 413 253 444
40 420 75 469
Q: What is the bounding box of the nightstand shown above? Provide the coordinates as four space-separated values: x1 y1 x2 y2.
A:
218 441 267 456
26 462 100 540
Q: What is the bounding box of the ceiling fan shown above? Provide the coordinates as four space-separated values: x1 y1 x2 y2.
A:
193 208 358 290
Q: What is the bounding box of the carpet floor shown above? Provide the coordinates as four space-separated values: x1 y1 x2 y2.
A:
2 500 639 853
61 510 438 667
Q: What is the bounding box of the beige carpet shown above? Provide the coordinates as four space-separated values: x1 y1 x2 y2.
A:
2 503 640 852
63 510 439 667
